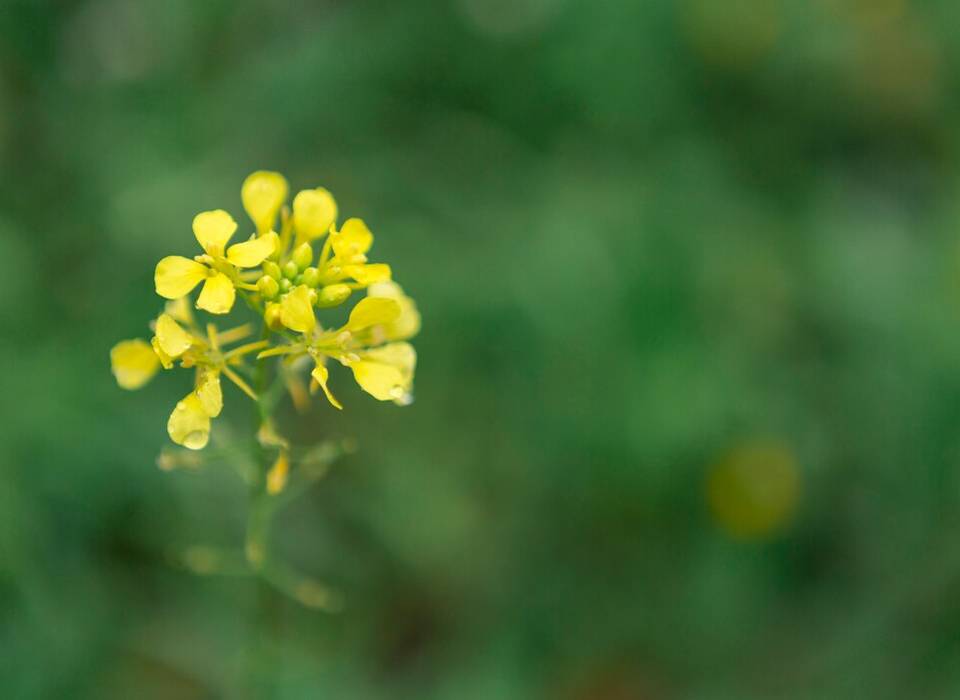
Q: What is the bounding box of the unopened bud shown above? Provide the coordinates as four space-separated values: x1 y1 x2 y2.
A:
293 242 313 270
282 260 299 279
263 261 282 281
301 266 321 287
257 275 279 299
317 283 352 308
279 278 293 293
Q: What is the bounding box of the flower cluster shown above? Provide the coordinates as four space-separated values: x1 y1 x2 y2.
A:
111 171 420 451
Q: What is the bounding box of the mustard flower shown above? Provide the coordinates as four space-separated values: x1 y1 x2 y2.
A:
155 210 275 314
114 169 420 452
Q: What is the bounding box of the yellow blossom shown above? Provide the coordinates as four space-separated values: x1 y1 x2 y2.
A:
367 281 421 342
320 218 392 288
279 285 316 333
293 188 337 242
242 171 288 234
349 342 417 404
155 209 275 314
167 393 211 450
110 339 160 389
266 451 290 494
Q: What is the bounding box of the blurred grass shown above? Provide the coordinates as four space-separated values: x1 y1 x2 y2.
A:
5 0 960 697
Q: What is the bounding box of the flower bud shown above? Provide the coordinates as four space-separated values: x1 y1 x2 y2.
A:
293 242 313 270
301 266 321 287
264 302 283 331
257 275 280 299
263 261 282 281
280 278 293 293
282 261 299 279
317 283 352 308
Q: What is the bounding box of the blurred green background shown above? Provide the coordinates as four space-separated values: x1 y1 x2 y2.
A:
5 0 960 697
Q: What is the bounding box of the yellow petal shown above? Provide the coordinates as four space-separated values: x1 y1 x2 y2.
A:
280 285 316 333
167 393 211 450
293 188 337 240
364 342 416 381
195 368 223 417
343 263 391 286
192 210 237 257
110 339 160 389
331 218 373 262
242 170 288 233
266 451 290 495
226 234 276 268
155 313 193 358
311 362 343 410
151 336 174 369
347 297 400 332
155 256 207 299
196 273 235 314
165 297 194 325
362 342 416 404
350 360 406 402
259 231 281 260
368 281 421 341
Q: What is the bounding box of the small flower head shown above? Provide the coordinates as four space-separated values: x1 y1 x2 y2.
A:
113 170 420 451
155 209 275 314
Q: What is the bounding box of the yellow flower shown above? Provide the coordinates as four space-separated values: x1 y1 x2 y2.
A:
110 339 160 389
349 342 417 404
242 171 288 234
293 188 337 242
288 294 419 407
319 218 392 288
366 281 421 342
279 285 316 333
167 393 212 450
155 209 275 314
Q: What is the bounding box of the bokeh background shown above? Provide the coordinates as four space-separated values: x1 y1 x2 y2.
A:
5 0 960 697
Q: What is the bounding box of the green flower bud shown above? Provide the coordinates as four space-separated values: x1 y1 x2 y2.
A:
279 278 293 293
317 283 352 308
257 275 280 299
293 242 313 270
263 261 282 281
264 303 283 331
301 266 321 287
282 261 298 279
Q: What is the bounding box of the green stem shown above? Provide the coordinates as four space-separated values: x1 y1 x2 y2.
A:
245 321 276 697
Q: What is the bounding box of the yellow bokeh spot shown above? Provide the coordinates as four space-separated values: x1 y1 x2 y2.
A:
706 440 801 539
266 451 290 495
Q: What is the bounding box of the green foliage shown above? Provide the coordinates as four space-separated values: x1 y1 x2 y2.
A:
4 0 960 696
